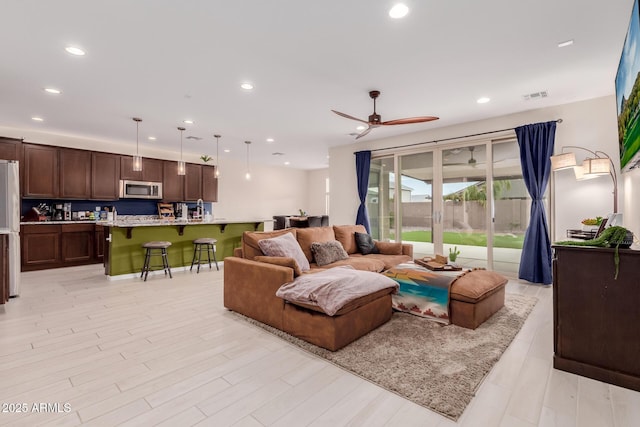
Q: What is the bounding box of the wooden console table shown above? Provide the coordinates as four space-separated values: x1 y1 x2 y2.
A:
552 245 640 391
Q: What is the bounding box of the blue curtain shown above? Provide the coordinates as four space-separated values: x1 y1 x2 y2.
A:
355 150 372 233
515 121 557 284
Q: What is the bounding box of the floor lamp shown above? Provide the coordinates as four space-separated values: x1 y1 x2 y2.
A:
550 146 618 213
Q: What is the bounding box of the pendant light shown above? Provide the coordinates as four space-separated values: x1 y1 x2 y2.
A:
132 117 143 172
214 134 221 178
244 140 252 180
177 126 186 175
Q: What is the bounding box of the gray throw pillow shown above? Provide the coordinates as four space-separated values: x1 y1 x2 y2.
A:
258 233 310 271
354 231 379 255
310 241 349 266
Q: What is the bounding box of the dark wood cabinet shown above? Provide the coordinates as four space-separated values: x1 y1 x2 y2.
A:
21 224 61 270
120 156 141 181
95 225 105 263
59 148 91 199
162 160 184 202
61 224 94 263
142 158 163 182
22 144 59 198
121 156 165 183
1 234 8 304
0 137 21 161
91 152 120 200
202 165 218 202
553 245 640 391
21 223 105 271
184 163 203 201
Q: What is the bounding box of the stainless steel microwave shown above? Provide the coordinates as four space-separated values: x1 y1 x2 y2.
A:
119 180 163 199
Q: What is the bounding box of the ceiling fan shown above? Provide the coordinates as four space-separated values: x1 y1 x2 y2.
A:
332 90 439 139
445 146 478 167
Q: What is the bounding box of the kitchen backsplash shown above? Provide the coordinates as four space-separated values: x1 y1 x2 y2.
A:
21 199 211 218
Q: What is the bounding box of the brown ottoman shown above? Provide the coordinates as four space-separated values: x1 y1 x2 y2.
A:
282 288 394 351
450 269 508 329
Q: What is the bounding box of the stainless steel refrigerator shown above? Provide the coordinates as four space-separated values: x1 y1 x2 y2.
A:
0 160 20 297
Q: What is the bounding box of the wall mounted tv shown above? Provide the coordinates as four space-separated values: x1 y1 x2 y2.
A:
616 0 640 172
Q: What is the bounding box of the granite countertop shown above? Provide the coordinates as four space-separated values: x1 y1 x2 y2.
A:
98 218 272 227
21 216 273 227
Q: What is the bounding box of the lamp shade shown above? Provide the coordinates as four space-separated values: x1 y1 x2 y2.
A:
584 157 610 175
573 164 599 181
550 152 576 171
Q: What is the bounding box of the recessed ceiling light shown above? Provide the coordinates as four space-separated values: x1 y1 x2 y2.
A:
477 97 491 104
284 161 290 165
148 136 156 141
44 88 61 94
183 119 194 124
65 46 85 56
224 149 231 153
356 125 366 131
557 40 574 48
389 3 409 19
240 83 254 90
266 138 274 143
31 117 44 122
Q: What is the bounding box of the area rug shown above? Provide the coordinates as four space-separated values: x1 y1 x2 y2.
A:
234 293 537 420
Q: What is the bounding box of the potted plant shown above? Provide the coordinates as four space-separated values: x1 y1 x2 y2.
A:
449 246 460 264
200 155 212 163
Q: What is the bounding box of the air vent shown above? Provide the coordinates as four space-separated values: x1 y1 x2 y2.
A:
523 91 548 101
186 136 202 140
272 152 285 156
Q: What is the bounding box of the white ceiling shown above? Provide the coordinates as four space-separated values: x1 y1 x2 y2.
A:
0 0 633 170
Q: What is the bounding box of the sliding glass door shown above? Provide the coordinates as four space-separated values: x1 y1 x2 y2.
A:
491 140 531 275
367 138 533 275
397 152 435 256
440 144 489 268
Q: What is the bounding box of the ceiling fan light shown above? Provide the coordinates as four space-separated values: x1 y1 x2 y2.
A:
389 4 409 19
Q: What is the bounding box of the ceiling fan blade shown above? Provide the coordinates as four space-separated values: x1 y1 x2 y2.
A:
331 110 369 124
382 116 439 126
355 126 375 139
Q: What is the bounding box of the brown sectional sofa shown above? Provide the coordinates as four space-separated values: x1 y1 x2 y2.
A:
224 225 413 350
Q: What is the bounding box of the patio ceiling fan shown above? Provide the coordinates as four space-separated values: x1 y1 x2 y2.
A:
332 90 439 139
444 146 478 167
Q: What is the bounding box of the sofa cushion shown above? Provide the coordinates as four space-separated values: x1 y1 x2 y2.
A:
354 231 380 255
359 253 412 270
258 233 310 272
311 241 349 266
242 228 297 260
287 287 394 316
254 256 302 277
296 227 336 262
333 225 367 254
375 241 403 255
311 256 386 272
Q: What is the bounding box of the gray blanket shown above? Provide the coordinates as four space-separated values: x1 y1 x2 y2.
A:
276 266 399 316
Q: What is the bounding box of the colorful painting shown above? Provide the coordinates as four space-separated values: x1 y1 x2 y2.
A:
616 0 640 172
384 264 457 324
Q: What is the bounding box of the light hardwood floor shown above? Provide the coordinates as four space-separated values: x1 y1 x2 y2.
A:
0 265 638 426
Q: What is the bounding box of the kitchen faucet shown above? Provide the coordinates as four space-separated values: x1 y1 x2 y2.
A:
196 199 204 219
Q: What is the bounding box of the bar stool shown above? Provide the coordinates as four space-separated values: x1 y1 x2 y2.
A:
190 238 219 273
140 241 172 281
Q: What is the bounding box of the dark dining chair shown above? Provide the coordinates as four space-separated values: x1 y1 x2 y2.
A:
307 216 323 227
289 217 309 228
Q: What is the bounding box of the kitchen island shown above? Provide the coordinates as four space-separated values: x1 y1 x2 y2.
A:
102 218 269 278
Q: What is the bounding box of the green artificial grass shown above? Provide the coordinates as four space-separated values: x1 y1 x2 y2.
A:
399 230 525 249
